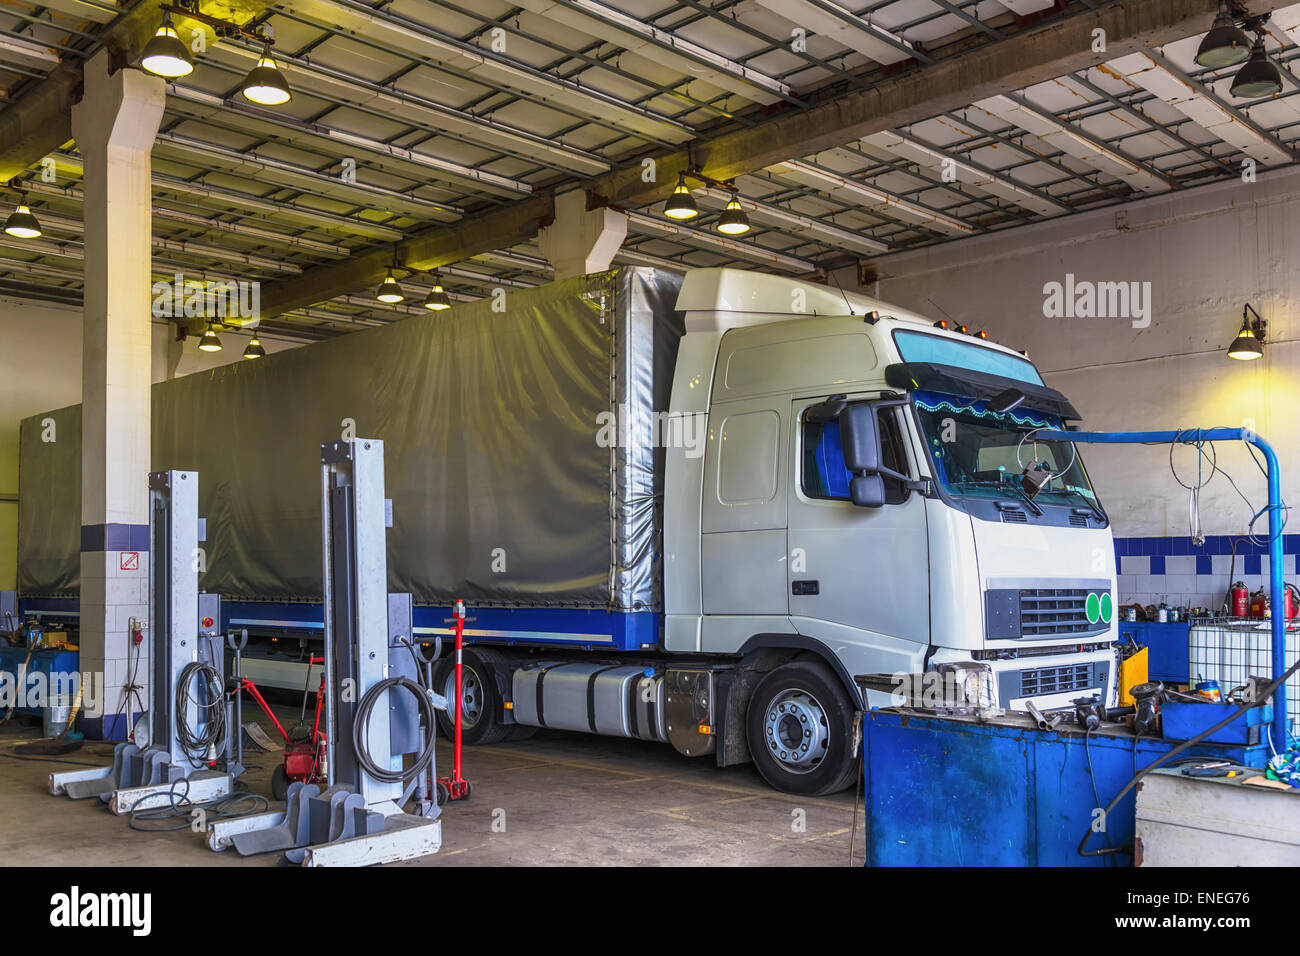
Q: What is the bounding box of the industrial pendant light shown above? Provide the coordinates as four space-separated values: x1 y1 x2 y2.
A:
715 191 751 236
664 174 699 220
241 45 292 106
1227 305 1265 360
140 13 195 79
3 201 41 239
1195 3 1252 69
1230 31 1282 99
376 267 404 303
198 323 223 352
242 333 265 359
423 275 451 311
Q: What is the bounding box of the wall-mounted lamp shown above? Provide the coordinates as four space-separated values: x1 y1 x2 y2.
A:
1226 304 1266 360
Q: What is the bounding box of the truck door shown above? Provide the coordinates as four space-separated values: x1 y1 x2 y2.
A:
787 395 930 652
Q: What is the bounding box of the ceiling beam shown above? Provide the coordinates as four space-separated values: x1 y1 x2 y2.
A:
260 196 553 317
595 0 1272 207
0 1 184 180
258 0 1281 317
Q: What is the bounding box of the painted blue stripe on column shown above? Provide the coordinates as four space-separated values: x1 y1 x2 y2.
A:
79 523 149 553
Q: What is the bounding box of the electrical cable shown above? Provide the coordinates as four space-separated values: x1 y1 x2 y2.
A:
351 675 437 784
175 660 225 767
128 776 269 832
1077 652 1300 857
1082 729 1115 865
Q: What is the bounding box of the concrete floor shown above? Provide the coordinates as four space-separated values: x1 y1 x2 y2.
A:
0 709 863 866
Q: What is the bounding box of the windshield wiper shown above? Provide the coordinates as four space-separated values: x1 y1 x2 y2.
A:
1003 480 1044 517
1058 487 1105 523
952 478 1043 516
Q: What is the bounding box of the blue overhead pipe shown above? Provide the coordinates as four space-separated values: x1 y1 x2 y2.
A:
1037 427 1290 752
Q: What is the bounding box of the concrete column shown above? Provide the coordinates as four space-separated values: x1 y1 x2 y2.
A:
72 51 164 739
537 188 627 280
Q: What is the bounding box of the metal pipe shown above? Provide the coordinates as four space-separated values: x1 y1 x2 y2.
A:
1038 427 1289 750
320 456 336 787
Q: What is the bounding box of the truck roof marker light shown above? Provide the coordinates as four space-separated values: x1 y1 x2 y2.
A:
664 174 699 220
864 310 880 325
957 324 969 335
975 329 988 339
933 319 949 329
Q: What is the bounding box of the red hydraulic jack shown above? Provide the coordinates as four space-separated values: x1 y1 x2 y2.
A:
436 599 472 804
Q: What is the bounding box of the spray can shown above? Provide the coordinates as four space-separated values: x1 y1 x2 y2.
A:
1157 603 1169 623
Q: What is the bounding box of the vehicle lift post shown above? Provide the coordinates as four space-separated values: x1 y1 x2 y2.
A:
1039 426 1291 751
49 471 235 811
206 438 443 865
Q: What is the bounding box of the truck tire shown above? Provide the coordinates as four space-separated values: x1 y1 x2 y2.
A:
746 661 858 796
436 649 511 745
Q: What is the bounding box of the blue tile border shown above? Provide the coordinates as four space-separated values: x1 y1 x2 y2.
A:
79 523 149 553
1149 556 1165 574
1112 534 1291 560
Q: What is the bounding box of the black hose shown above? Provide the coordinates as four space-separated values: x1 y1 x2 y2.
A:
175 661 225 766
351 676 437 784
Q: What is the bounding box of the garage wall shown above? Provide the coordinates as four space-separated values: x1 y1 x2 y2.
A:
848 165 1300 608
0 296 298 590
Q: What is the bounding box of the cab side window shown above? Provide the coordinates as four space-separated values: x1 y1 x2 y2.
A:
802 405 910 504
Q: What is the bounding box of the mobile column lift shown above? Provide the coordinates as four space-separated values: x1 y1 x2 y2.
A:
49 470 236 812
206 438 444 866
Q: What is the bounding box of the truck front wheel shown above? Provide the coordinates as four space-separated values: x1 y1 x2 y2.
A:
746 661 858 796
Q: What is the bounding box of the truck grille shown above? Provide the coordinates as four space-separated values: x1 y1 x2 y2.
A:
1019 663 1093 697
1019 588 1095 636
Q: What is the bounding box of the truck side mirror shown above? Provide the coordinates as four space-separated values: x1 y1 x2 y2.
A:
839 403 880 474
850 474 886 508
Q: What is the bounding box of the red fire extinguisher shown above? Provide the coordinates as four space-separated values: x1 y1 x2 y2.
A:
1250 588 1270 618
1230 581 1250 618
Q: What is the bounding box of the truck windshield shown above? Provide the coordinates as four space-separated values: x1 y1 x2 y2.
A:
912 390 1099 506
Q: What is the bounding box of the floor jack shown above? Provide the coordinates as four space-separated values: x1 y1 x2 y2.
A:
206 438 445 866
226 638 327 800
49 471 236 813
435 600 472 805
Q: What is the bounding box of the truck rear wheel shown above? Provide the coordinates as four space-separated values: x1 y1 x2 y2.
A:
746 661 858 796
436 649 510 745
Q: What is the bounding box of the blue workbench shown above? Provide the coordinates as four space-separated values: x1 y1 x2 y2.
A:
861 709 1254 866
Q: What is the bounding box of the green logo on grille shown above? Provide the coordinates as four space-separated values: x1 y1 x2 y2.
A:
1085 591 1114 625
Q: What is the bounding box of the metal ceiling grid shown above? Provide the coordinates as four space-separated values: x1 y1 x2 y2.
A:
1 1 1298 339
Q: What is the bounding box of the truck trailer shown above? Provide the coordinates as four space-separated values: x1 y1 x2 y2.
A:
16 266 1119 796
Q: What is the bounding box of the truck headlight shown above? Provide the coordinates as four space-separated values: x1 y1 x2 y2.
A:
936 661 998 714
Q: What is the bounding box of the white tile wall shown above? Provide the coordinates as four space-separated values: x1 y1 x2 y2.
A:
1120 555 1150 576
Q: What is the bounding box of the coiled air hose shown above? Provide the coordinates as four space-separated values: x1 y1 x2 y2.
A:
351 675 438 784
175 660 225 766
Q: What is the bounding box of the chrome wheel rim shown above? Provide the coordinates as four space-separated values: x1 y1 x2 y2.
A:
763 688 829 774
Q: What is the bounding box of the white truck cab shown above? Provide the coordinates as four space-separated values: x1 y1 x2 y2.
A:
661 268 1118 790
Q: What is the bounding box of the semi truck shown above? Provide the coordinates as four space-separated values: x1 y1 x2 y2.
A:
15 266 1119 796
